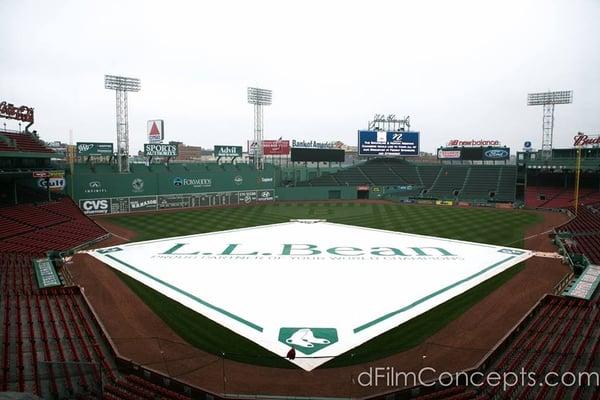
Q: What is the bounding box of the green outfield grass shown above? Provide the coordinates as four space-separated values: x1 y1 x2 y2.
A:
102 202 542 368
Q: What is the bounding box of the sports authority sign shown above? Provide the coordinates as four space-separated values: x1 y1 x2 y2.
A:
89 221 532 371
0 101 34 123
144 143 178 157
147 120 164 144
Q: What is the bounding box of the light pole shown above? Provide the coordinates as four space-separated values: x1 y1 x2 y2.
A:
527 90 573 160
247 87 272 170
105 74 141 172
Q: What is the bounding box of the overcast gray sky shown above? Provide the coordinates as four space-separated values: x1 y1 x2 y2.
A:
1 0 599 154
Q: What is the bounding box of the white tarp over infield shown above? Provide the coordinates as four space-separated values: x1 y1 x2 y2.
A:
89 221 533 371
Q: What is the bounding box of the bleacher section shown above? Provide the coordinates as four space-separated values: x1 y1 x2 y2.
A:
299 159 517 203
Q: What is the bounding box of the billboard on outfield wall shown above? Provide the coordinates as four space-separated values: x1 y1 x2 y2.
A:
214 145 243 158
144 143 178 157
358 131 420 156
77 142 114 156
248 140 291 155
78 190 274 215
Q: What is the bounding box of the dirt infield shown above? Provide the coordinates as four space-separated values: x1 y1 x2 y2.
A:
69 208 570 398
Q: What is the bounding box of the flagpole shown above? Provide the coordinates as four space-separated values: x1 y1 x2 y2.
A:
574 146 581 216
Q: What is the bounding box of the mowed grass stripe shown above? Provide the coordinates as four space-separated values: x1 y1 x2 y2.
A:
102 202 542 368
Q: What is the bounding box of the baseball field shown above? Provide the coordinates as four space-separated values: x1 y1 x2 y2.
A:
99 202 542 368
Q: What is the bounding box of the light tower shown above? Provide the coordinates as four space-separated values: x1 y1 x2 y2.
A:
104 74 141 172
247 87 272 170
527 90 572 160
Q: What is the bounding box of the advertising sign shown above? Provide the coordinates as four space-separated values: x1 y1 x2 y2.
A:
483 147 510 160
290 148 345 162
214 145 243 158
129 196 158 212
37 170 65 193
147 120 164 144
358 131 420 156
263 140 290 155
291 140 339 149
447 139 501 147
0 101 34 123
248 140 291 155
158 195 192 209
144 143 178 157
79 199 110 215
573 134 600 147
76 142 114 156
437 149 462 160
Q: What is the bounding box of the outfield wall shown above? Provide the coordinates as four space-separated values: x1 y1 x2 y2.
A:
274 186 357 201
69 168 277 214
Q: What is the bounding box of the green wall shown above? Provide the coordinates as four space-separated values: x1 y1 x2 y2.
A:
275 186 357 201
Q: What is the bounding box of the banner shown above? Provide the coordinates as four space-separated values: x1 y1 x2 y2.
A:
214 145 243 158
77 142 114 156
358 131 420 156
144 143 178 157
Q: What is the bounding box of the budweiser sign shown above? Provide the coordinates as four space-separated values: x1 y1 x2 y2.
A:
573 134 600 147
0 101 34 123
447 139 500 147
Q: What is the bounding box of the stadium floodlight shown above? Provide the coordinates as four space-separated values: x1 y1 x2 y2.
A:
247 87 272 105
104 74 141 173
527 90 573 160
247 87 272 170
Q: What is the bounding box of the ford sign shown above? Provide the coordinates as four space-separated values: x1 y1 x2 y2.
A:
484 149 509 159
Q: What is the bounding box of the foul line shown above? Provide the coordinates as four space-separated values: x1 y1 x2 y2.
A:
103 254 264 332
353 255 517 333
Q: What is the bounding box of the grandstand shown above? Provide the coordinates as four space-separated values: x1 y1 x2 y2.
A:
1 126 599 399
298 158 518 203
